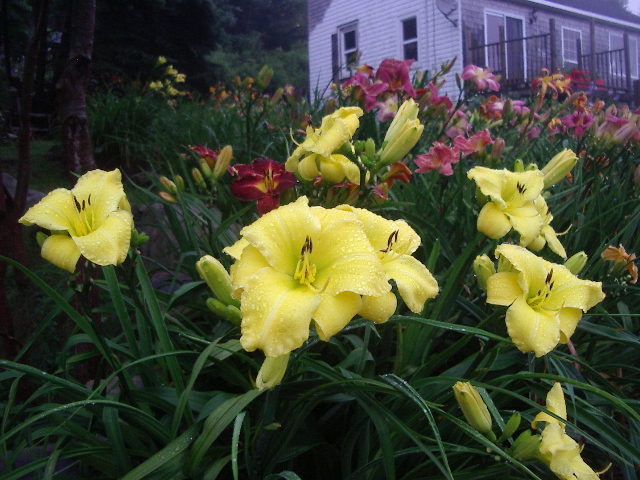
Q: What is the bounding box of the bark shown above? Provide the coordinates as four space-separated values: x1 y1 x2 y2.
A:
0 0 48 360
57 0 96 175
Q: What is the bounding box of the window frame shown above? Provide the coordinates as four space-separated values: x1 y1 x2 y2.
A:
561 27 582 65
401 16 418 62
483 9 527 79
338 21 359 79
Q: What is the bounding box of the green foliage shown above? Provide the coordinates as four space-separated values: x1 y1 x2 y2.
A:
3 63 640 479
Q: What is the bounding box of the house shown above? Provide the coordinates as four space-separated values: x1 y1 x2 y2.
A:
308 0 640 102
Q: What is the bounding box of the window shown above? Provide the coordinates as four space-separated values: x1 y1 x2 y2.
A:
338 22 359 77
402 17 418 61
561 27 582 65
610 33 638 79
484 11 525 80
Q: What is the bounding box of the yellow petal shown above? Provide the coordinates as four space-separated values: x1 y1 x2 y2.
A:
72 210 133 266
311 217 390 296
468 167 507 207
505 295 560 356
298 154 321 181
359 292 397 323
384 255 438 312
228 244 270 299
40 234 82 273
239 267 321 357
533 383 567 428
495 244 549 293
240 196 320 275
557 307 583 343
71 169 127 225
542 225 567 259
313 290 362 340
19 188 77 231
509 205 544 245
477 202 512 239
312 118 353 157
223 237 250 260
486 271 522 306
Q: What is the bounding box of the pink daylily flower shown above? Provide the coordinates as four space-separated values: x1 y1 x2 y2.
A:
461 65 500 92
414 142 460 176
376 58 417 98
229 158 298 215
453 129 493 157
562 111 595 136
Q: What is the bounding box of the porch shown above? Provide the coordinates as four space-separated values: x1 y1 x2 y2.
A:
464 19 640 104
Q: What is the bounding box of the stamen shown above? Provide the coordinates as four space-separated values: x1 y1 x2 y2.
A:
74 196 81 212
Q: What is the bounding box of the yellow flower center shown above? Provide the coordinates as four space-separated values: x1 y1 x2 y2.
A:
70 194 95 237
378 230 402 262
528 268 557 312
294 236 317 287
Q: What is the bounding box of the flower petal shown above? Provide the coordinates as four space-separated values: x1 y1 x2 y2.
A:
40 234 81 273
298 154 321 181
557 307 583 343
228 244 270 299
532 383 567 428
359 292 397 323
223 237 250 260
19 188 77 232
239 267 321 357
505 295 561 356
240 196 320 274
72 169 126 225
477 202 512 239
384 255 438 312
72 210 133 266
313 291 362 340
486 272 522 306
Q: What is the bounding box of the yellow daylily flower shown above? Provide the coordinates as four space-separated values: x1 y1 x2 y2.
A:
337 206 439 322
532 383 600 480
486 244 605 357
223 196 390 357
19 169 133 273
452 381 493 435
467 167 544 246
527 196 567 259
286 107 363 183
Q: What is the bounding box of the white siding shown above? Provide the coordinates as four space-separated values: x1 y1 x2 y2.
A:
308 0 463 101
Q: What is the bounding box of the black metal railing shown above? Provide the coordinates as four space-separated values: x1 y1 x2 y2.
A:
580 48 630 92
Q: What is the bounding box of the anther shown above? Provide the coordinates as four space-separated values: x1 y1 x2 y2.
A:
74 196 81 212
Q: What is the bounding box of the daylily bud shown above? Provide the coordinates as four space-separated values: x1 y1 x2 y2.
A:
473 254 496 292
214 145 233 181
205 298 241 326
613 122 637 144
541 149 578 189
509 430 542 461
634 164 640 188
365 138 376 160
197 255 239 307
159 176 178 195
159 191 178 203
130 228 150 248
497 412 521 443
452 381 493 436
513 159 525 172
270 88 284 105
192 168 207 189
491 137 505 160
174 175 185 191
564 251 588 275
384 98 420 146
199 158 213 179
257 65 273 90
378 105 424 167
36 231 48 247
256 353 290 390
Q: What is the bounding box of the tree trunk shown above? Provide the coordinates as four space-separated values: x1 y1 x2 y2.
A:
57 0 96 175
0 0 48 360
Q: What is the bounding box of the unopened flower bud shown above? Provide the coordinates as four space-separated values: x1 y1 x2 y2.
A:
199 159 213 179
205 298 241 326
270 88 284 105
159 191 178 203
509 430 542 461
634 164 640 188
613 122 637 144
36 231 48 247
542 149 578 189
192 168 207 189
174 175 185 191
513 159 525 172
365 138 376 160
196 255 239 307
491 137 505 160
452 381 493 436
214 145 233 181
564 251 588 275
159 176 177 195
497 412 521 443
256 353 290 390
473 254 496 292
130 228 150 248
257 65 273 90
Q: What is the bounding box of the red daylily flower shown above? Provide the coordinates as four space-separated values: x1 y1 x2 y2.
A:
230 158 298 215
189 145 217 168
414 142 460 176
